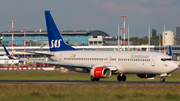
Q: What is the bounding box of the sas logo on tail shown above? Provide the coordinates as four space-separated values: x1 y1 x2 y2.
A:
50 39 62 48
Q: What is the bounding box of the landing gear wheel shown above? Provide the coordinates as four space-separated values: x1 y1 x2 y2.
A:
117 74 126 81
122 75 126 81
160 77 165 82
117 75 122 81
90 76 95 81
95 78 100 81
90 76 100 81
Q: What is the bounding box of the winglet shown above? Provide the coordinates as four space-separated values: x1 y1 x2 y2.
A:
2 44 13 59
45 11 77 52
169 45 173 59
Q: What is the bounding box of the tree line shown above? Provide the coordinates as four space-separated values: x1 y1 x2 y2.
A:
130 29 161 45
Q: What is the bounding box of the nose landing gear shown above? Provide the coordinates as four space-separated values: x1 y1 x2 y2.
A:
160 77 165 82
160 73 167 82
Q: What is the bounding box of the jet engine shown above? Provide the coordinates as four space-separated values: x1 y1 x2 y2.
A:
90 66 111 78
137 74 156 78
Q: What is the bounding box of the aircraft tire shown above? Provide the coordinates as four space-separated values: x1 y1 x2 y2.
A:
90 76 96 81
90 76 99 81
95 78 100 81
160 77 165 82
122 75 126 81
117 75 122 81
117 74 126 81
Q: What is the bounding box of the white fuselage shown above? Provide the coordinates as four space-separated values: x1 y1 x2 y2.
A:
51 51 178 74
0 56 19 65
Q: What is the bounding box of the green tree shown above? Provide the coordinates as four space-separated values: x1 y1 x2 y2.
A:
139 36 148 45
131 29 160 45
151 29 158 45
131 37 140 45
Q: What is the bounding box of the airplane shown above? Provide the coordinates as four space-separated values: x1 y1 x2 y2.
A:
5 11 178 82
0 45 19 65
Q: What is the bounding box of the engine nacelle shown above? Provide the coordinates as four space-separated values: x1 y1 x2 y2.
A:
137 74 156 78
90 66 111 78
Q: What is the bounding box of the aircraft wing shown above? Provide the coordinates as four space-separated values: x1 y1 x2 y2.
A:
23 51 54 56
19 59 92 68
19 59 118 71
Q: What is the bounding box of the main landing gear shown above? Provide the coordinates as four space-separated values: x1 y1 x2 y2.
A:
160 77 165 82
90 76 100 81
117 74 126 81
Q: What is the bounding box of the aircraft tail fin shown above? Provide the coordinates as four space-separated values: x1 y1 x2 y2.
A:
45 11 77 52
2 44 14 59
169 46 174 59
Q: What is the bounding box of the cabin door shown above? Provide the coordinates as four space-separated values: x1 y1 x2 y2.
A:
151 56 156 66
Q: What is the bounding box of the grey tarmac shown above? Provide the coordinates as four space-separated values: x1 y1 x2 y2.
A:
0 80 179 84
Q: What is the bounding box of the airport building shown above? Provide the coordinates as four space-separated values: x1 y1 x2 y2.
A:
0 29 131 59
0 29 133 47
1 30 109 46
1 29 129 46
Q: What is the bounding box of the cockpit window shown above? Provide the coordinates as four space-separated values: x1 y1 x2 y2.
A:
166 58 172 61
161 58 172 61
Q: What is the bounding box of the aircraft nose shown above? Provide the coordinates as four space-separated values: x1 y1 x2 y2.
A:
172 62 179 70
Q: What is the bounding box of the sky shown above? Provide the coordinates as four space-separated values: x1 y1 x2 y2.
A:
0 0 180 38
